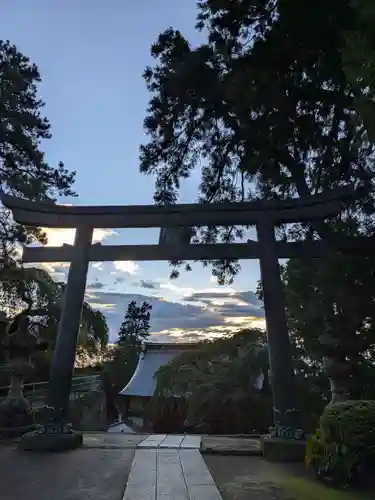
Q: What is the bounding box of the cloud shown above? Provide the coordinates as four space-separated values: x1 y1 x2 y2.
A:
212 303 263 318
181 290 263 318
32 228 115 280
87 302 117 311
184 290 261 304
33 261 70 283
183 291 257 303
150 330 206 343
237 291 262 306
159 282 190 293
160 282 236 297
85 290 265 343
87 282 106 290
138 280 161 290
114 276 127 284
37 262 69 274
148 320 265 344
113 261 139 275
42 227 115 247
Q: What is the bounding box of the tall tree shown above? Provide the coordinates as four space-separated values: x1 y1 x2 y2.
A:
0 40 76 263
281 252 375 400
342 0 375 139
0 41 109 380
102 301 152 421
118 300 152 347
140 0 375 284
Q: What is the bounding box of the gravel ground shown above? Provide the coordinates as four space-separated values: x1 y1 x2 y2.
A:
204 454 290 500
0 444 136 500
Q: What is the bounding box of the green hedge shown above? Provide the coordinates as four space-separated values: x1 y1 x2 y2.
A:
306 401 375 488
305 429 324 471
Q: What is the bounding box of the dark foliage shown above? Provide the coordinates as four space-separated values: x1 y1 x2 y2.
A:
307 401 375 488
118 300 152 347
0 40 76 262
140 0 375 284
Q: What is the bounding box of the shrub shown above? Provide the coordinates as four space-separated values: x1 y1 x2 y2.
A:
305 429 324 471
148 396 187 433
320 401 375 451
306 400 375 488
151 329 273 434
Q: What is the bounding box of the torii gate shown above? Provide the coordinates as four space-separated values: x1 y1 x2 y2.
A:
1 189 369 432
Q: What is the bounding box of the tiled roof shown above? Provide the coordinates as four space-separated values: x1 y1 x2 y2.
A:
119 342 198 397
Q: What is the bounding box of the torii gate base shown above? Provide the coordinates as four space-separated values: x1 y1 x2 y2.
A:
1 189 364 452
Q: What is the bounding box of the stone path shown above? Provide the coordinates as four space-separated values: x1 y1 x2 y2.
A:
138 434 202 449
124 448 222 500
0 433 250 499
122 434 223 499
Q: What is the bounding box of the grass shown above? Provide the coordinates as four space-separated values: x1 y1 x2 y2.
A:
279 474 374 500
203 453 375 500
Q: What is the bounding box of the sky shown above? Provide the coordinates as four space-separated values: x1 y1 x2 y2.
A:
1 1 264 341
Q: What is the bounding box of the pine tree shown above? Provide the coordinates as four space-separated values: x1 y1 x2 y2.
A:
342 0 375 139
0 40 76 263
118 301 152 347
140 0 375 284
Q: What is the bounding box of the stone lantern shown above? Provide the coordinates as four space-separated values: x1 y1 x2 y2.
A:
0 311 48 436
319 334 352 405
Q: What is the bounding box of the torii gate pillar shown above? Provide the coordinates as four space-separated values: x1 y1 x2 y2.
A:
47 225 93 412
257 219 299 433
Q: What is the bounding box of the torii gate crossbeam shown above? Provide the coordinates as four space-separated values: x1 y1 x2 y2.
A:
0 188 360 437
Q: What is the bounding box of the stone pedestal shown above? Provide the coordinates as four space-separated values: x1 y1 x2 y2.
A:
17 406 83 452
261 436 306 463
0 397 35 437
18 429 83 452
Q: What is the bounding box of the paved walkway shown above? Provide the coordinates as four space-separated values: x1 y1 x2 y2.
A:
124 448 222 500
122 434 222 499
138 434 202 449
0 433 227 499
